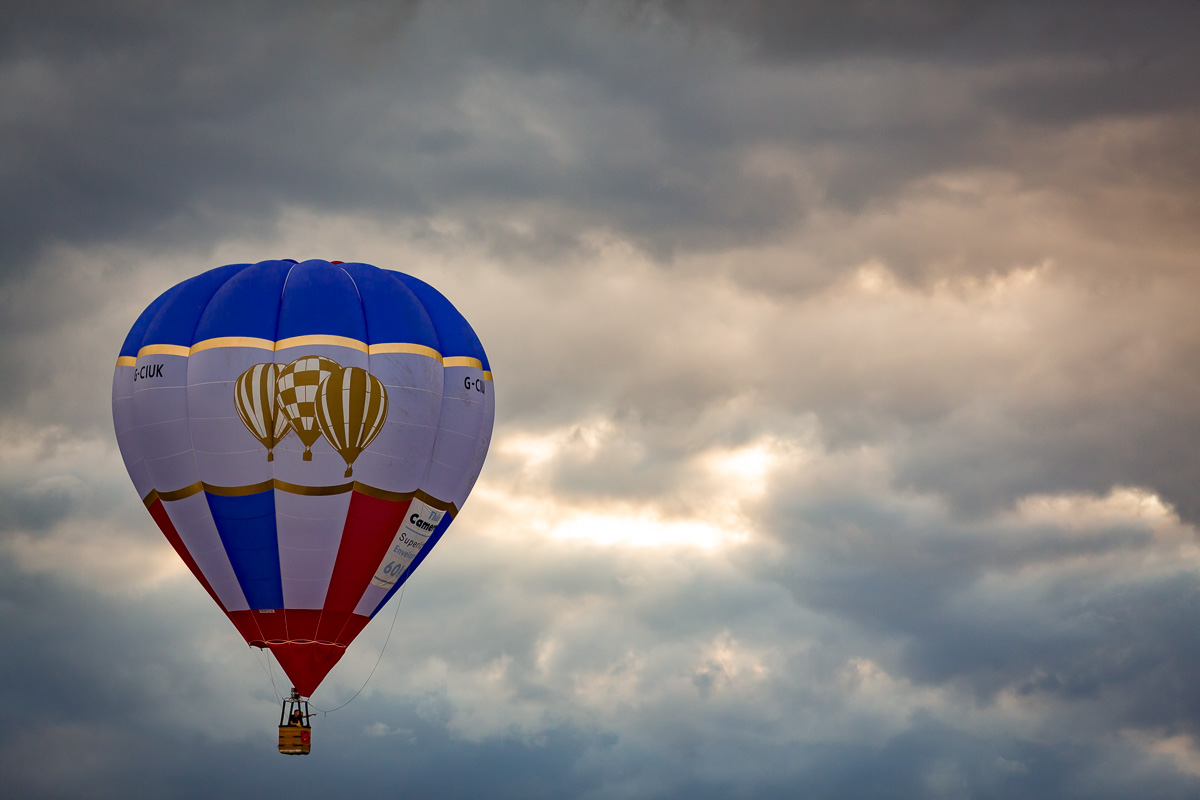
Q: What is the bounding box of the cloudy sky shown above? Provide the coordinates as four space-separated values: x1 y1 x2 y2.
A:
3 1 1200 797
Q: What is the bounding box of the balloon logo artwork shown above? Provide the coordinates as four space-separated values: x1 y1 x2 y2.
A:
237 358 389 476
112 260 493 704
232 362 290 462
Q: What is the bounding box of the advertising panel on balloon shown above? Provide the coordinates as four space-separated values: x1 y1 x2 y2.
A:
112 259 494 697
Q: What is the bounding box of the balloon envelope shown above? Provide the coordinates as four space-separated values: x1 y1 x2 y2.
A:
111 259 494 696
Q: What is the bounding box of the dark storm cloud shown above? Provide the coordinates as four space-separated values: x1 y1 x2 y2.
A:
0 2 626 268
661 0 1200 83
658 0 988 61
791 718 1200 800
906 574 1200 728
6 0 1195 286
755 472 1200 736
1 1 425 268
893 374 1200 526
7 516 1200 800
0 553 610 800
657 0 1200 279
0 485 75 533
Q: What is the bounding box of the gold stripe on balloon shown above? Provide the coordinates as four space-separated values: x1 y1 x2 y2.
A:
143 480 456 516
122 339 488 366
367 342 443 360
413 489 459 517
137 344 191 358
191 336 275 353
203 480 276 497
276 334 369 353
156 482 205 502
272 480 354 497
352 483 414 504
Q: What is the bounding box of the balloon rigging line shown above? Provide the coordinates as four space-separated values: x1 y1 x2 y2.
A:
250 646 274 694
260 647 284 703
311 584 407 716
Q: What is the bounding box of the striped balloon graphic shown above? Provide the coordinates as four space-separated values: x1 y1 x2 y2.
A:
233 363 292 461
315 366 389 478
277 355 341 461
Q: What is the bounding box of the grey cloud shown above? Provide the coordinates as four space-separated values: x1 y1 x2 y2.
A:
0 486 76 533
7 0 1195 291
0 551 606 799
5 2 1200 797
660 1 1200 82
9 518 1200 800
763 490 1146 624
893 394 1200 525
657 0 988 62
2 1 426 268
794 719 1200 800
756 479 1200 736
484 250 1200 528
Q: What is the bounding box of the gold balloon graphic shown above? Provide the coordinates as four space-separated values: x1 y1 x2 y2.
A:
233 363 292 461
314 365 389 478
277 355 342 461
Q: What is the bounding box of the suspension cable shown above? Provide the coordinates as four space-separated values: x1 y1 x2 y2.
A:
310 584 407 716
258 647 283 703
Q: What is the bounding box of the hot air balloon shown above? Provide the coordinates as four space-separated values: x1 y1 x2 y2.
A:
111 259 494 752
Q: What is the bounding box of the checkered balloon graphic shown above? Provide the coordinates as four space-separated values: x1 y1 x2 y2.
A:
276 355 342 461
